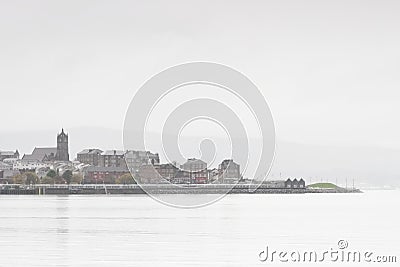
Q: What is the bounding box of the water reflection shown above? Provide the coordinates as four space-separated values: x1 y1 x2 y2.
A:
0 192 398 266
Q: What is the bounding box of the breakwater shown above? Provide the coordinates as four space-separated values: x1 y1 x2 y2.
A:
0 184 361 195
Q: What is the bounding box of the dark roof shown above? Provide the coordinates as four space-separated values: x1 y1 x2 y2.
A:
221 159 236 164
22 154 40 161
220 159 240 168
78 149 91 154
182 158 207 165
83 166 129 172
33 147 57 155
58 128 68 136
77 149 103 155
22 147 57 161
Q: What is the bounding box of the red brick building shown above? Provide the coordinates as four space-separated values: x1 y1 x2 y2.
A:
82 166 130 184
179 159 208 184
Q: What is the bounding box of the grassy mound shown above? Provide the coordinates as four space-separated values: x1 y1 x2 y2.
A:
308 183 338 189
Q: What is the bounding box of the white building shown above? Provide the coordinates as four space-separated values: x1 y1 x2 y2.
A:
0 162 12 171
13 160 48 171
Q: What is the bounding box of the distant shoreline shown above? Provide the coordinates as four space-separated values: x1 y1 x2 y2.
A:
0 184 362 195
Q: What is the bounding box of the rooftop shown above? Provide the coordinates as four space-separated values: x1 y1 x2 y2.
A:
77 149 103 155
0 151 17 156
102 150 125 156
22 147 57 161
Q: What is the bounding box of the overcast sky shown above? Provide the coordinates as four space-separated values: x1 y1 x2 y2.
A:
1 0 400 152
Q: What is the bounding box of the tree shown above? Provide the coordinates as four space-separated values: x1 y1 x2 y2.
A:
71 174 83 184
47 170 57 178
102 174 115 184
12 173 26 184
25 172 39 184
41 176 55 184
116 173 136 184
54 176 65 184
62 170 73 184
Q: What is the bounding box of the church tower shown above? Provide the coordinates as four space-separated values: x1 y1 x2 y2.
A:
56 128 69 161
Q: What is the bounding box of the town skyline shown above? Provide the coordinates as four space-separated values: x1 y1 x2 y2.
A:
1 127 400 188
1 127 240 168
1 128 247 186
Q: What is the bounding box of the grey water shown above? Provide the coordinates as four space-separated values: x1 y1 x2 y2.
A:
0 191 399 266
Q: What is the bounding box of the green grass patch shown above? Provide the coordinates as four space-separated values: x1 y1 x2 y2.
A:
308 183 338 189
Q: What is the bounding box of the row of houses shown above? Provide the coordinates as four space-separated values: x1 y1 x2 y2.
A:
1 149 243 185
136 158 242 184
263 178 306 188
0 150 19 162
79 157 242 184
1 149 307 187
0 158 87 184
77 149 160 169
1 129 243 184
1 150 304 188
285 178 306 188
1 129 306 186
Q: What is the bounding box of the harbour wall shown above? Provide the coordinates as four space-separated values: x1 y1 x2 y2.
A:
0 184 361 195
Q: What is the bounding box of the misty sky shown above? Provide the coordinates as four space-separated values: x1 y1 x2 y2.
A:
1 0 400 152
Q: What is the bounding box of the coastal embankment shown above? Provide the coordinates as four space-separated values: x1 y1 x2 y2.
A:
0 184 362 195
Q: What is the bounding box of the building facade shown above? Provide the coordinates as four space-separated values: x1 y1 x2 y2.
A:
77 149 103 166
137 164 165 184
181 158 208 184
125 150 160 173
0 162 12 171
82 166 130 184
13 160 48 171
0 150 19 162
156 163 179 181
56 129 69 161
100 150 125 167
285 178 306 188
171 170 192 184
218 159 241 183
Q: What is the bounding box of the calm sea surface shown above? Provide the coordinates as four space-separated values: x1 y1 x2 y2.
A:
0 191 399 267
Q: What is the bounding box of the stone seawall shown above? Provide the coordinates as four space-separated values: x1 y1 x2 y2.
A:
0 184 307 195
0 184 361 195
